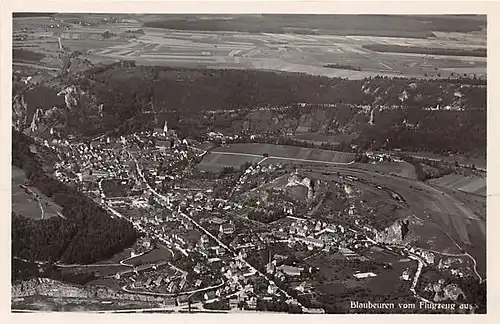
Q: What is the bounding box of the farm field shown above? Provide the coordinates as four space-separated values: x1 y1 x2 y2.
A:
126 245 175 266
383 150 486 171
13 15 486 79
197 152 262 172
358 162 418 180
212 143 356 163
427 174 486 196
95 29 486 79
427 210 486 277
11 166 63 220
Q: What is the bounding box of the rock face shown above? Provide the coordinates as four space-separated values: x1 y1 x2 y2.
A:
443 283 466 301
29 108 44 133
432 282 466 303
286 173 314 202
12 94 28 131
57 85 78 110
375 219 410 244
12 278 165 302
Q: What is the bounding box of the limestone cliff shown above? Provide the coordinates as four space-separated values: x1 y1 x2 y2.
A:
374 219 410 244
286 173 314 202
12 278 165 302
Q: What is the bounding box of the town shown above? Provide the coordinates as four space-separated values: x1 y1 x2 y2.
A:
12 119 478 314
10 13 487 315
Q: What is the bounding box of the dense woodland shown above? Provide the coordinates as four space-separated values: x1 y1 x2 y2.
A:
39 64 484 157
11 129 138 277
353 107 486 155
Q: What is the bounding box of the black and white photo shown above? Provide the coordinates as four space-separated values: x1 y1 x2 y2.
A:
9 10 487 314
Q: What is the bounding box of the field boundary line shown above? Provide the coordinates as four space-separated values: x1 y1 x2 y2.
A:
210 151 355 165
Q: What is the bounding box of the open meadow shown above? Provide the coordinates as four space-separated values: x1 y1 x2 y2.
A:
427 174 486 196
200 143 356 171
12 166 63 220
197 152 262 172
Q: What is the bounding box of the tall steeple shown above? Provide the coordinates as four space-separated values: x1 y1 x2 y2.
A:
163 120 168 134
266 245 274 274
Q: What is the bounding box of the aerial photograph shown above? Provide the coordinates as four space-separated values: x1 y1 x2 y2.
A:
11 13 486 314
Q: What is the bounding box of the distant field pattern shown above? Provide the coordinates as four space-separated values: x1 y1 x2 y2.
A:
428 174 486 196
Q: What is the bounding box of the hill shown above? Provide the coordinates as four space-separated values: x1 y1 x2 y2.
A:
141 14 486 37
14 63 486 157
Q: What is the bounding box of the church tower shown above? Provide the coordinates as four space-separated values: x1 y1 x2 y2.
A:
163 120 168 135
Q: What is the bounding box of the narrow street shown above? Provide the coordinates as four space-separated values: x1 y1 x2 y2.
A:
129 149 308 311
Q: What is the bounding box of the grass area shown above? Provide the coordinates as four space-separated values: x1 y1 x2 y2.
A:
85 277 121 290
214 143 356 163
197 152 261 172
426 209 486 277
12 49 46 63
12 186 42 220
360 162 418 180
306 252 352 288
127 245 174 266
95 246 134 265
12 166 63 220
427 174 486 196
410 214 462 255
59 264 129 278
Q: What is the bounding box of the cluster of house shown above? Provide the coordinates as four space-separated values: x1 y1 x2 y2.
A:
269 218 365 252
400 267 413 281
130 267 188 294
405 246 436 265
364 151 402 163
48 138 136 188
423 279 466 303
233 163 281 192
436 257 467 278
130 237 155 256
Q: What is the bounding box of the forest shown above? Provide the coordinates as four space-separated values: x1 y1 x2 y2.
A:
18 63 486 158
11 129 138 278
